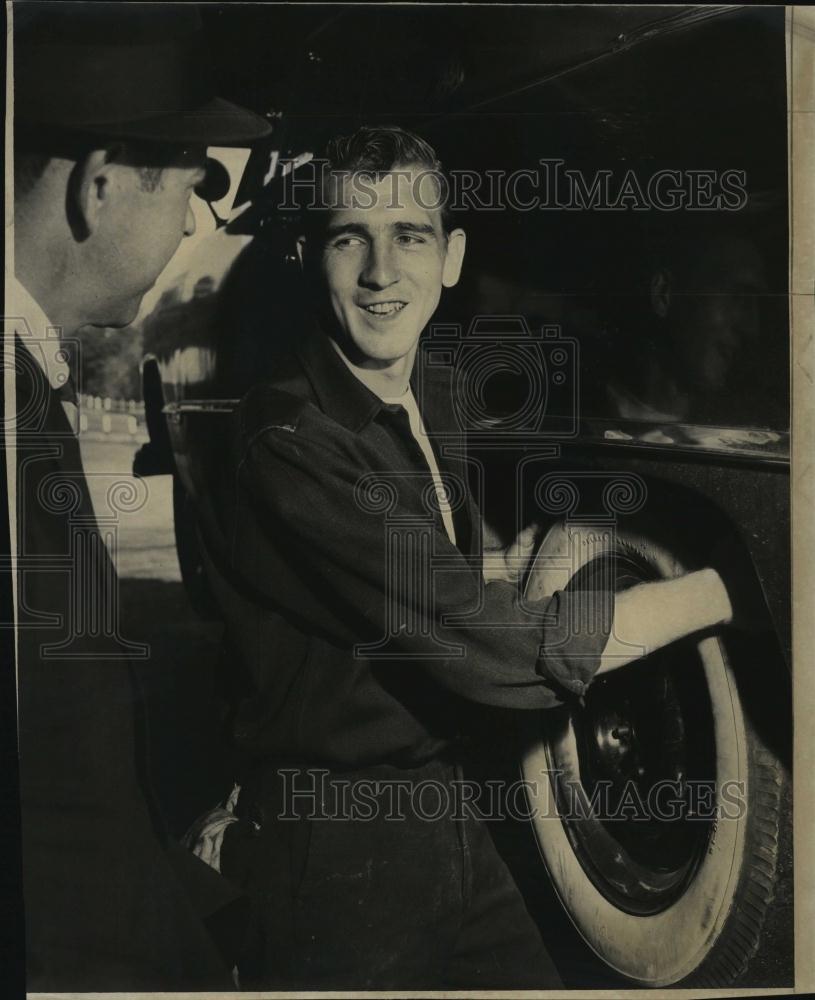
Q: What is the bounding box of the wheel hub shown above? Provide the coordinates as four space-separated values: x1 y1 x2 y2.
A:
544 552 716 915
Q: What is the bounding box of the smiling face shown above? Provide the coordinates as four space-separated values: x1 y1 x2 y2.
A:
302 166 465 376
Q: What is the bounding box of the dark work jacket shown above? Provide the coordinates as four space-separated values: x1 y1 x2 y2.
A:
201 326 612 776
12 342 242 993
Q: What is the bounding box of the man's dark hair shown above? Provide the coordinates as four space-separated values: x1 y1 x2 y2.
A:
324 125 442 178
304 124 453 235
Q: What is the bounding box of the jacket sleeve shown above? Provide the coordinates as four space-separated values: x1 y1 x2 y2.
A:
231 406 613 710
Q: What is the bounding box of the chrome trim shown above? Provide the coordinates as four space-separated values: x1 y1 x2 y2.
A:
573 418 790 465
163 401 790 464
163 399 240 420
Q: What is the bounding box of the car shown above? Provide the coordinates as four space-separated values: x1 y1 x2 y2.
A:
135 4 792 988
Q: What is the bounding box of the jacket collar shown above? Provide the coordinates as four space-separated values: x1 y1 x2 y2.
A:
294 318 473 552
295 319 398 434
295 316 460 438
7 276 72 392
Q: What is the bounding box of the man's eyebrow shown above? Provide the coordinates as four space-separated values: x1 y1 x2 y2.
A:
392 222 437 237
324 222 371 239
322 221 439 240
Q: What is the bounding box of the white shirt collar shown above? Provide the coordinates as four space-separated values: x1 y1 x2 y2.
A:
380 386 412 405
6 275 72 392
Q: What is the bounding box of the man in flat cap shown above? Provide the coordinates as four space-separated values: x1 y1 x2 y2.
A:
7 2 271 991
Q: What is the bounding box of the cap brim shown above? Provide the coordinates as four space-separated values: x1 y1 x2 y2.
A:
76 96 273 146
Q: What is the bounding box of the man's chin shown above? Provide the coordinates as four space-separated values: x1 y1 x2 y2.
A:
361 346 417 368
363 324 423 354
92 299 143 330
335 326 419 367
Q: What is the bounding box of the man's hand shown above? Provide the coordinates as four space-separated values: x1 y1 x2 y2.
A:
708 534 774 634
596 568 732 675
482 523 539 586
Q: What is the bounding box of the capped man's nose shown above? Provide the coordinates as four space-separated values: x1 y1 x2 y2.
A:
195 157 230 204
184 203 197 237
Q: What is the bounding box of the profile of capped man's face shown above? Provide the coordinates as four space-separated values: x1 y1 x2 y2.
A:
299 165 466 369
90 146 209 327
14 143 210 331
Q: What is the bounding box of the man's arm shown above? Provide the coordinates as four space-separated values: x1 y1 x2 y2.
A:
232 413 595 710
597 567 732 674
232 407 740 709
483 522 743 691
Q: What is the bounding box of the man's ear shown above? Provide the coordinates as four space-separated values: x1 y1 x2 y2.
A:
441 228 466 288
70 146 120 238
650 268 673 318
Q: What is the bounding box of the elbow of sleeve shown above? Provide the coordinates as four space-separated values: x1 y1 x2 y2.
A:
537 588 616 698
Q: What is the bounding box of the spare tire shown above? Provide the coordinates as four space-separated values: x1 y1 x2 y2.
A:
520 519 788 987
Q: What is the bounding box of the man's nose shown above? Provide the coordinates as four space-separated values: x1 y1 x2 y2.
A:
184 203 197 238
360 241 397 288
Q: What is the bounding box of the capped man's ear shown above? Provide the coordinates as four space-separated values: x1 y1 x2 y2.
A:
650 268 673 318
441 228 466 288
69 145 122 240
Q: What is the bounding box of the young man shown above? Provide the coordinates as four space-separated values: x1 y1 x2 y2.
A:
198 126 755 989
8 3 271 991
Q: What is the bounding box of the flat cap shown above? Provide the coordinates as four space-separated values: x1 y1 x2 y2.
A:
14 2 272 146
